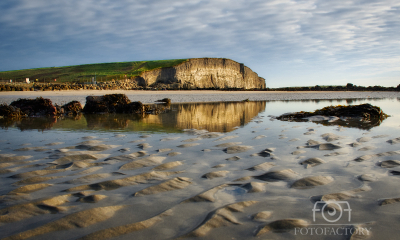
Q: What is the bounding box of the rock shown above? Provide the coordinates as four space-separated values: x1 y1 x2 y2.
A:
82 94 145 114
277 104 388 129
61 101 82 115
278 104 387 120
10 97 58 117
0 104 23 118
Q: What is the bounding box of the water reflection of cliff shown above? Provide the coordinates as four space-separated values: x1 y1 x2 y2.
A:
142 102 267 132
0 102 266 133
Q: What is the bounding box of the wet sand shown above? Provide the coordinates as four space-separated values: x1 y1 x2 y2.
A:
0 96 400 240
1 90 399 105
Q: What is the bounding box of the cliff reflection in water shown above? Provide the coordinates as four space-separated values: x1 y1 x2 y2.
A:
0 101 267 132
143 101 267 132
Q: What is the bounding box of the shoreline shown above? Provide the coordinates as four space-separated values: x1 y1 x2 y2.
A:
1 90 399 105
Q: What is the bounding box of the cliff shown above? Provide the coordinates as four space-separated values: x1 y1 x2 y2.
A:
137 58 265 90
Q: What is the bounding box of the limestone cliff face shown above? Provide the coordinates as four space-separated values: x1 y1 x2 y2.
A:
138 58 265 89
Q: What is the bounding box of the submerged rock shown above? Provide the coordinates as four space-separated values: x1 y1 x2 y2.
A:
277 104 388 130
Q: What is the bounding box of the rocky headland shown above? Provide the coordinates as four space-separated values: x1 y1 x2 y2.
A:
0 58 266 91
137 58 265 89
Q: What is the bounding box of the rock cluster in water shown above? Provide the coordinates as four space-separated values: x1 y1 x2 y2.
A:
0 97 81 118
276 103 388 130
0 94 171 118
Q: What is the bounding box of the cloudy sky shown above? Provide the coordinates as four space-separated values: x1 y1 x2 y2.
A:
0 0 399 87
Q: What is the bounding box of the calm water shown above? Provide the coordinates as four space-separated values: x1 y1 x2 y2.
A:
0 98 399 240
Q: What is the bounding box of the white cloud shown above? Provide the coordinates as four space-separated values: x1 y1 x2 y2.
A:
0 0 399 87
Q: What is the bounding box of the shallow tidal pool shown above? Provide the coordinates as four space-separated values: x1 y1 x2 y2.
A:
1 98 400 240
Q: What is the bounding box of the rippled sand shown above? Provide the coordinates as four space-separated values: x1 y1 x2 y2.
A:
1 97 400 240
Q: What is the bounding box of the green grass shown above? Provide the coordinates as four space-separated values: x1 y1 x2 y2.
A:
0 59 188 83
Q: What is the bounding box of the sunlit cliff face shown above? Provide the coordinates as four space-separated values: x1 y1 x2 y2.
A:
140 58 266 89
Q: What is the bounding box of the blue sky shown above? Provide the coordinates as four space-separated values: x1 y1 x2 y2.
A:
0 0 399 88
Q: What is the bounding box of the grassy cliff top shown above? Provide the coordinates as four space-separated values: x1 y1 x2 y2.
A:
0 59 188 83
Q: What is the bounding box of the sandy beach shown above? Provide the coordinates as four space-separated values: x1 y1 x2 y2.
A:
1 90 399 105
1 93 400 240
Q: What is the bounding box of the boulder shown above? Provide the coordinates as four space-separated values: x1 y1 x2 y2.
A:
9 97 58 117
277 104 388 130
62 101 82 115
82 94 144 114
0 104 23 118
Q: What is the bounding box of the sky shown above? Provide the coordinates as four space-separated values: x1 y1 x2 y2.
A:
0 0 399 88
